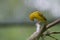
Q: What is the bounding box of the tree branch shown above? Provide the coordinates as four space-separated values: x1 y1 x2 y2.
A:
47 19 60 29
37 19 60 38
27 18 60 40
48 32 60 34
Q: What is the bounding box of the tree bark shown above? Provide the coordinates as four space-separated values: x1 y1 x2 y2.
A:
27 19 60 40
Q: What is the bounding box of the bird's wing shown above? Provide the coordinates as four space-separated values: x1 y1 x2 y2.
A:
38 12 47 21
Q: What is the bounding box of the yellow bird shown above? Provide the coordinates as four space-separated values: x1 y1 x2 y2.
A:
29 11 47 23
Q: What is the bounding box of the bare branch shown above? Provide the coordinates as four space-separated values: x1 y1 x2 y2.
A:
47 19 60 29
27 19 60 40
48 32 60 34
37 19 60 39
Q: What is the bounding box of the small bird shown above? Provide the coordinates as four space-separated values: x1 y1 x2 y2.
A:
29 11 47 23
29 11 48 32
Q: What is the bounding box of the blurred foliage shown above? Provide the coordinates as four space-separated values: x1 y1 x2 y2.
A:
0 0 59 23
0 24 60 40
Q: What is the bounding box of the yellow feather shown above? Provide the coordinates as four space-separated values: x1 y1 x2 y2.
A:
29 11 47 23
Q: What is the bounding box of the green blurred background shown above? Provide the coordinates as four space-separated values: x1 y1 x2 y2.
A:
0 0 60 40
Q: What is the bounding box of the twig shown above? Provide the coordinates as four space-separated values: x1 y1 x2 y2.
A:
47 19 60 29
47 32 60 34
48 35 58 40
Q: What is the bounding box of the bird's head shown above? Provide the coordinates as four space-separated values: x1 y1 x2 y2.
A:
29 11 39 21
